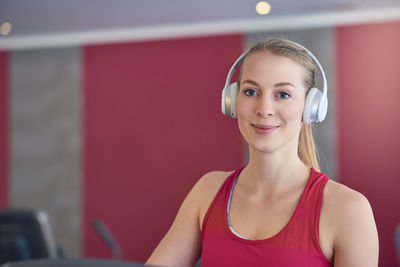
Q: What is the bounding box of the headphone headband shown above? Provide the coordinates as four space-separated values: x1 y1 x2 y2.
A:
223 51 247 90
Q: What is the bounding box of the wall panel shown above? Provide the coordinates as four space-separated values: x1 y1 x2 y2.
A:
83 34 244 261
336 21 400 267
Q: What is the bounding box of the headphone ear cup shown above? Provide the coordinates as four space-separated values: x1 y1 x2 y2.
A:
317 93 328 122
221 86 228 115
303 87 322 124
221 82 238 118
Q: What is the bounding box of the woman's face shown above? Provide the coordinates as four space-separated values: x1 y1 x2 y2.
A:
236 50 307 154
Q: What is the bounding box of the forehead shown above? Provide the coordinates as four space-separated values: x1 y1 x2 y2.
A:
240 51 307 87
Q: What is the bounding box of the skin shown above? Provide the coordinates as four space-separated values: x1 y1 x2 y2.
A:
146 51 379 267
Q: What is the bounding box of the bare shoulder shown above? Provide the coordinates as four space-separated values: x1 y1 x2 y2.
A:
192 170 235 229
322 179 379 266
183 170 234 204
170 169 235 231
194 170 234 194
323 179 375 235
324 179 371 210
323 179 374 222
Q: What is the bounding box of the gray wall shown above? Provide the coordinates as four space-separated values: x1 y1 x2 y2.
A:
10 47 81 257
245 28 337 179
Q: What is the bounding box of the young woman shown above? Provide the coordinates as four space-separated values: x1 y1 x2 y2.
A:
146 38 379 266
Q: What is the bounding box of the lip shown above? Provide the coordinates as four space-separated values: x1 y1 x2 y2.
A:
251 124 280 134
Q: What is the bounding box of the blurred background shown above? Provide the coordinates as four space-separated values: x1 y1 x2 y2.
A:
0 0 400 266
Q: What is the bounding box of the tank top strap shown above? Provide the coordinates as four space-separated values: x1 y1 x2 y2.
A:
201 166 245 238
297 168 330 253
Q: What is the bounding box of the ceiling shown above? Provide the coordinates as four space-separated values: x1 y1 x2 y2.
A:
1 0 400 36
0 0 399 50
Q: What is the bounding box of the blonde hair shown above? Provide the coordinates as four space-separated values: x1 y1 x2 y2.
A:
238 37 320 171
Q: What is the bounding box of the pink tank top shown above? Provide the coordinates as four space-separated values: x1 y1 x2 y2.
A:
201 167 333 266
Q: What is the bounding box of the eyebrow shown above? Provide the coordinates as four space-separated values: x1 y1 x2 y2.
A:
241 79 296 89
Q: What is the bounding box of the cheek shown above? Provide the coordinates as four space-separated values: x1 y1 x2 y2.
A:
237 105 248 130
236 96 251 118
281 101 305 122
236 99 251 137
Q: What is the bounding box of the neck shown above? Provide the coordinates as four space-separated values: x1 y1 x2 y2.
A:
240 144 310 195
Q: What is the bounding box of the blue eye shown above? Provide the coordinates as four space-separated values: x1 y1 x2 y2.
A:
244 89 257 97
278 92 290 99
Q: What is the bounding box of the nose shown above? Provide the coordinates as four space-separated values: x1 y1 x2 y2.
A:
256 96 275 118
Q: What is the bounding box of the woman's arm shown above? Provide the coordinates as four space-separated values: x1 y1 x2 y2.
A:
145 183 202 266
146 171 230 267
329 183 379 267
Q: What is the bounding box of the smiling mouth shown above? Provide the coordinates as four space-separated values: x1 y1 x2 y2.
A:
251 124 280 134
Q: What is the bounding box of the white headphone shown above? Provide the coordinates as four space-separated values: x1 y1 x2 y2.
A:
221 41 328 124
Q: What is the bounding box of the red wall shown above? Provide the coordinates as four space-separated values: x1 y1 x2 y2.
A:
83 34 244 261
336 21 400 266
0 52 8 209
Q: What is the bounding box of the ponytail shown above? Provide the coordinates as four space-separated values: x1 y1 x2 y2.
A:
298 124 320 171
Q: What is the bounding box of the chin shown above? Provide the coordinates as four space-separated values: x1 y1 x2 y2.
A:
245 132 299 155
243 137 279 152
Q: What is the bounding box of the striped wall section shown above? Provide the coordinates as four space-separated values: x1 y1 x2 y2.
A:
10 47 82 257
0 52 8 209
0 21 399 266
